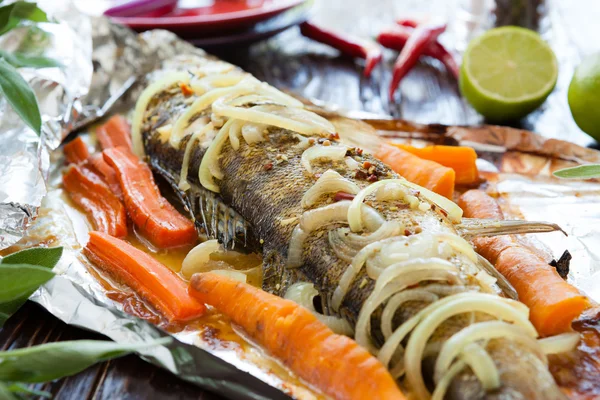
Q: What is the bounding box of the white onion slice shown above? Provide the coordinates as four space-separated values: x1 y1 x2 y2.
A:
301 146 347 173
199 119 234 192
538 332 580 354
431 361 466 400
344 156 361 170
381 289 438 339
181 239 222 279
191 72 245 94
399 180 463 223
459 343 500 391
179 122 214 190
434 321 544 384
241 123 267 145
284 282 353 336
227 120 244 150
132 71 190 157
301 170 360 208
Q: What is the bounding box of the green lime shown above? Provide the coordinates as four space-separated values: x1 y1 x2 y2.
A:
459 26 558 122
568 52 600 141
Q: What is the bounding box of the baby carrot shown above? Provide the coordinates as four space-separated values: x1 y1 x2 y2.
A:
62 164 127 238
374 143 455 198
391 144 479 184
96 115 133 151
87 153 123 200
63 137 90 164
103 147 197 248
85 231 205 322
189 272 405 400
458 190 590 336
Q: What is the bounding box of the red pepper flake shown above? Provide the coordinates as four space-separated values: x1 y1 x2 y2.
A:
334 191 356 202
363 161 373 169
179 82 194 97
439 208 448 217
308 138 316 145
367 174 378 182
263 163 273 171
329 132 340 140
356 148 364 156
404 229 411 236
354 170 368 180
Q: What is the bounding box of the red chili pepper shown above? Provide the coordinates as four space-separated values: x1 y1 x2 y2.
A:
396 18 419 28
333 191 356 202
378 27 459 79
299 22 383 78
388 22 447 101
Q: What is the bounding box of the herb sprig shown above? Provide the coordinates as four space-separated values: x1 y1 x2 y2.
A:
553 164 600 180
0 1 60 136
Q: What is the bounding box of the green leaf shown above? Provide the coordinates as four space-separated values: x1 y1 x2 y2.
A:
553 164 600 180
0 2 49 36
0 264 55 303
0 50 61 69
6 383 51 398
0 58 41 135
0 337 172 383
1 246 63 269
0 383 18 400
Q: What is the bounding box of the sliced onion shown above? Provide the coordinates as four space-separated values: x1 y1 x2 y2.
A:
241 123 267 145
190 71 246 94
398 180 463 223
381 289 438 339
199 119 234 192
538 332 580 354
403 293 539 400
227 120 244 150
301 145 347 173
132 71 190 157
179 122 214 190
286 226 309 268
344 156 361 170
431 361 466 400
181 239 222 279
284 282 353 336
459 343 500 390
434 321 544 384
301 170 360 208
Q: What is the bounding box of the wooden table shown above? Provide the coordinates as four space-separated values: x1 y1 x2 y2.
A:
2 0 598 398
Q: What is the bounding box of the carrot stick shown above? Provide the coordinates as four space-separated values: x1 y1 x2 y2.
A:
189 273 404 400
96 115 133 151
390 144 479 184
87 153 123 200
62 165 127 238
63 137 90 164
374 143 455 199
103 147 197 248
85 231 205 322
458 190 590 336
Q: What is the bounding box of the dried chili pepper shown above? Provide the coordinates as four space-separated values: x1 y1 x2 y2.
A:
377 27 459 79
299 22 383 78
396 18 419 28
388 22 447 100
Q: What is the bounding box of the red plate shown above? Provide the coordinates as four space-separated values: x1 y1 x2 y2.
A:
109 0 305 35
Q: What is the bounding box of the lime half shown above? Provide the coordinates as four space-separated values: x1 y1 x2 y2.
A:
460 26 558 122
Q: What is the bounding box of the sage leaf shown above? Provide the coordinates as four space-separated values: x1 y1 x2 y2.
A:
0 264 55 303
1 246 63 269
0 337 172 383
553 164 600 180
0 383 18 400
0 50 61 69
0 58 41 135
0 2 49 36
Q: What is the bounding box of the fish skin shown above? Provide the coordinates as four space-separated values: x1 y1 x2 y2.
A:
140 63 565 400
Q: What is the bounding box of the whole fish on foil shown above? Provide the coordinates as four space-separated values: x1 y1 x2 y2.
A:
134 54 567 399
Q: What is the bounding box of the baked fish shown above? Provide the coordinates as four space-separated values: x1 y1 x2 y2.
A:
134 54 567 400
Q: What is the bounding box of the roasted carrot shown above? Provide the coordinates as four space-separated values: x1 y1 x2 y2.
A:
63 137 90 164
374 143 455 198
96 115 133 151
458 190 590 336
103 147 197 248
85 231 205 322
87 153 123 200
189 272 404 400
62 164 127 238
390 144 479 184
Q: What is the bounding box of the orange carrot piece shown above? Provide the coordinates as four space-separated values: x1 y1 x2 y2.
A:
85 231 205 322
96 115 133 151
458 190 590 336
87 153 123 200
103 147 197 248
63 137 90 164
189 272 405 400
374 143 455 199
391 144 479 184
62 165 127 238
